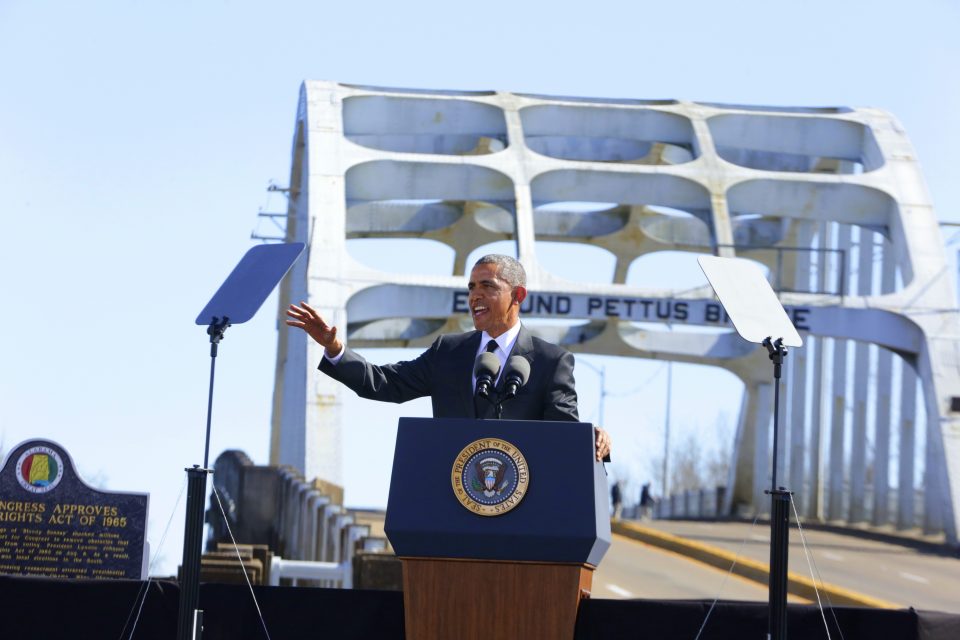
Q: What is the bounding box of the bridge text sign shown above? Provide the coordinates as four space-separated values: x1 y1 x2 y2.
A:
453 291 812 331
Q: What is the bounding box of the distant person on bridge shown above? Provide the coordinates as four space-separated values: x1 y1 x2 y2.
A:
611 481 623 520
286 253 612 461
640 482 655 520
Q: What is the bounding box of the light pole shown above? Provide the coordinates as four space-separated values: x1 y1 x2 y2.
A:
578 358 607 426
662 361 672 500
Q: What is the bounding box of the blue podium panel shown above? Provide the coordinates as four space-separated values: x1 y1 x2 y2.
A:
384 418 611 566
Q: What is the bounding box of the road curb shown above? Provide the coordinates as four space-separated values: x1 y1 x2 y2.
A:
611 520 901 609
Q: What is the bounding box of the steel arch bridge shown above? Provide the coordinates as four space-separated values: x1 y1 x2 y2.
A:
269 80 960 545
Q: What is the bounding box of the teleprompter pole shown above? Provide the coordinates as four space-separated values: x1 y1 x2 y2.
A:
763 336 790 640
696 258 804 640
202 318 229 470
768 487 791 640
177 317 229 640
177 466 209 640
179 243 305 640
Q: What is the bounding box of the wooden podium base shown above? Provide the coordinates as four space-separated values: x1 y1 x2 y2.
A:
401 558 593 640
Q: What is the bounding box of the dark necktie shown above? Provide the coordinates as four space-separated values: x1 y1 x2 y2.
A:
474 339 499 418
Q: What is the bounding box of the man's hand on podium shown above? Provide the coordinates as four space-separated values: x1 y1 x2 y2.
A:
595 427 611 461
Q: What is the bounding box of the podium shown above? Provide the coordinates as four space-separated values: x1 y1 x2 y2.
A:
385 417 611 640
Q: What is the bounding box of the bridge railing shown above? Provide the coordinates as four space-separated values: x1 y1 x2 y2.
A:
206 450 385 587
650 484 937 539
652 487 727 520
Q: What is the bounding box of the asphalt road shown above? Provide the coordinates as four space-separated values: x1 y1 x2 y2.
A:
358 510 957 613
592 533 809 603
635 520 960 614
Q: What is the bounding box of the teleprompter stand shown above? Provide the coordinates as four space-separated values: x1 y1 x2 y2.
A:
764 336 791 640
178 242 304 640
699 256 803 640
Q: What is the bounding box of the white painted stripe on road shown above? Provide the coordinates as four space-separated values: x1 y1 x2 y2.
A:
899 571 929 585
821 551 845 562
606 584 634 597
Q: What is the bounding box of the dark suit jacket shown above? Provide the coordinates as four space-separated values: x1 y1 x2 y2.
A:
318 326 579 422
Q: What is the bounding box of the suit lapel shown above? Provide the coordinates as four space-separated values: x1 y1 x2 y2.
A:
510 324 535 361
493 325 535 397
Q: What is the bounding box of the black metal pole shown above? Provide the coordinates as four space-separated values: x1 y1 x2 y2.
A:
763 336 790 640
177 466 209 640
772 382 781 490
768 488 792 640
203 318 229 468
177 317 229 640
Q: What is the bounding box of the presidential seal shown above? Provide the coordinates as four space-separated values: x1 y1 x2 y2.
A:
451 438 529 516
15 445 65 494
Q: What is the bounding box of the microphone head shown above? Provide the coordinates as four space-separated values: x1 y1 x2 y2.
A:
504 356 531 385
474 351 501 379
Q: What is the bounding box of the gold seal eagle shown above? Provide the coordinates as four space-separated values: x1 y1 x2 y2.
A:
451 438 529 516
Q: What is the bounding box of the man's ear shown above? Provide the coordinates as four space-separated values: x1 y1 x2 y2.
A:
512 286 528 306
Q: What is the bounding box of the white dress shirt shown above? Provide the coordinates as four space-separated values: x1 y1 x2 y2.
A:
471 321 522 389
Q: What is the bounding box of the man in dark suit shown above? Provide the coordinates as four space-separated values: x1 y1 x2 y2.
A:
285 254 612 461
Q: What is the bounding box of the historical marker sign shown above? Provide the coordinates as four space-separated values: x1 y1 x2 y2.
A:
0 439 149 579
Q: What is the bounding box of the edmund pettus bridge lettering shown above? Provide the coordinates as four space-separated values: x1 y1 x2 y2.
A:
453 292 812 331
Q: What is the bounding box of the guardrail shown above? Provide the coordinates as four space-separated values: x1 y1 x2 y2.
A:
206 450 380 588
652 487 727 520
649 485 932 530
268 557 348 587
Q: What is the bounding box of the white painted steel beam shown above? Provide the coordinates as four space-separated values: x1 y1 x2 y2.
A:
873 243 896 526
899 364 918 529
850 230 875 523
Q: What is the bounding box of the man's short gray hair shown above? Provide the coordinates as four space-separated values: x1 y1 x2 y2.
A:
474 254 526 289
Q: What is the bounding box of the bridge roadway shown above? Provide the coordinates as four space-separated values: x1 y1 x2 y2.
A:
593 519 960 614
591 530 808 603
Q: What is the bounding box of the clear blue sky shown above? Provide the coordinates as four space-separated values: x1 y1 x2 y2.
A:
1 0 957 576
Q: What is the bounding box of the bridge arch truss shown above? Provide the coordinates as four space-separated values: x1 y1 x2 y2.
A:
270 81 960 544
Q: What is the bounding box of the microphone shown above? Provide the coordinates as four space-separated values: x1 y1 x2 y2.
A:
474 352 501 399
502 356 531 400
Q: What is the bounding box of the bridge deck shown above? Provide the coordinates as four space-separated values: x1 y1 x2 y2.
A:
605 519 960 613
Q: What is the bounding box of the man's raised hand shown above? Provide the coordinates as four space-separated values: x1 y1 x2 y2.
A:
285 301 343 358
